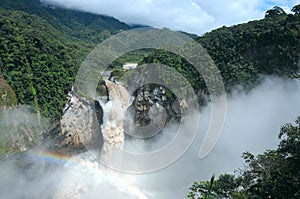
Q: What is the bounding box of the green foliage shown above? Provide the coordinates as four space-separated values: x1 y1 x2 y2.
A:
0 10 79 119
109 49 153 69
0 0 131 120
143 6 300 96
188 116 300 199
110 69 127 80
197 6 300 88
239 118 300 198
188 174 245 199
0 0 130 43
142 49 208 104
292 4 300 14
188 175 219 199
265 6 286 18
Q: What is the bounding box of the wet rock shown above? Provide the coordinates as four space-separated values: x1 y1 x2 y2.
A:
58 89 103 150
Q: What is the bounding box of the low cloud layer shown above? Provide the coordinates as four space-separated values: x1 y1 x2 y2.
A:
131 77 300 198
41 0 299 34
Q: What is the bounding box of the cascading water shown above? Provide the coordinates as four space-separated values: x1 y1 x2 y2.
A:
0 79 150 199
101 80 129 153
54 80 148 199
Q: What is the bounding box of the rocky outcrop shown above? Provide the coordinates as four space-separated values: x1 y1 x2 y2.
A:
133 86 168 126
56 88 103 150
125 85 182 138
107 66 190 138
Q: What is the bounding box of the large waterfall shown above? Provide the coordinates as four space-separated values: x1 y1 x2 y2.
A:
101 80 129 153
35 80 149 199
49 79 149 199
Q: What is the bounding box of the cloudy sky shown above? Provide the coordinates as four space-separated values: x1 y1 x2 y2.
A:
42 0 299 35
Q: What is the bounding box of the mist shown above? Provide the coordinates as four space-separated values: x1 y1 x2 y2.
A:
0 76 300 199
130 76 300 198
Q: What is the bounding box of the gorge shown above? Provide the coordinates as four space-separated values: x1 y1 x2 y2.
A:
0 0 300 198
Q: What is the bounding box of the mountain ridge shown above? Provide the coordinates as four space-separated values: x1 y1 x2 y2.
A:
0 0 131 43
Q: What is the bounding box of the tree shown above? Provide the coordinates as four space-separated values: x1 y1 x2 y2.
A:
214 174 243 198
291 4 300 14
188 116 300 199
188 175 219 199
265 6 286 18
239 117 300 198
188 174 245 199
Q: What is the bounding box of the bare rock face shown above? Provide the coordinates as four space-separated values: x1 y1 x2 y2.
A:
124 85 181 138
59 90 102 149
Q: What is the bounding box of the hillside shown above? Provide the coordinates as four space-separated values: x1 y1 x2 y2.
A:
0 0 130 43
142 6 300 93
197 6 300 88
0 1 299 120
0 0 131 120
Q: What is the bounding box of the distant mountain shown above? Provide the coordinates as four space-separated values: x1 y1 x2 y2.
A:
0 0 130 43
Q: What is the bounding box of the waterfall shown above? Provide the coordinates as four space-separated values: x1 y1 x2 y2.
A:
54 79 149 198
100 80 129 153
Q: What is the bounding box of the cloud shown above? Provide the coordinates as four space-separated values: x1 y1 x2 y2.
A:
194 0 265 31
41 0 298 35
261 0 300 13
130 77 300 199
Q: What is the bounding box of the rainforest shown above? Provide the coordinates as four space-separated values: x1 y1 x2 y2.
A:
0 0 299 198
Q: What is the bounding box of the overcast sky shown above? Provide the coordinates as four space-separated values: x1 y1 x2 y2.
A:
42 0 299 35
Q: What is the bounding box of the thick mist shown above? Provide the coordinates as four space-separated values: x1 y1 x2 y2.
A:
130 77 300 199
0 77 300 199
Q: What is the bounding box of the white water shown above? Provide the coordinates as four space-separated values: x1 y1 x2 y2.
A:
56 80 148 199
101 80 129 153
54 153 148 199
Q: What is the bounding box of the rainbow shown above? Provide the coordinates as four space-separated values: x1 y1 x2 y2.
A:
28 150 149 199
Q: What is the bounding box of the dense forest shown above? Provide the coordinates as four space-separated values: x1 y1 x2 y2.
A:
0 0 130 119
1 1 299 120
0 1 299 198
143 5 300 93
